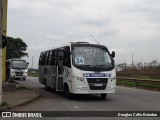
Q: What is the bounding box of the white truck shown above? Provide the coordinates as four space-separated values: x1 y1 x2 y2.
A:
6 59 29 80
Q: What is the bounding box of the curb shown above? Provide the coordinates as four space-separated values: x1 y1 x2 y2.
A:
0 81 41 111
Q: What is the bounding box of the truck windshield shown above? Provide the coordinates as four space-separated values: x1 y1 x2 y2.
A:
11 60 28 69
72 46 112 67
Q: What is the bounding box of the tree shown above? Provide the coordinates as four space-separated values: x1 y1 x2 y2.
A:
117 63 127 68
6 37 28 59
149 60 159 67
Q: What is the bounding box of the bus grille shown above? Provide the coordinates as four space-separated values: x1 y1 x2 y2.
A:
87 78 108 90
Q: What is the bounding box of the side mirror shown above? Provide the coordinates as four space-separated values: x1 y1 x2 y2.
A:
27 62 29 67
111 51 115 58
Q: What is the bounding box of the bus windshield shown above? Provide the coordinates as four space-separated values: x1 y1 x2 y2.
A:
11 60 28 69
72 46 112 67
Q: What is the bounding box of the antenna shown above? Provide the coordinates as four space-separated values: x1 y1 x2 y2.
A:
90 35 99 44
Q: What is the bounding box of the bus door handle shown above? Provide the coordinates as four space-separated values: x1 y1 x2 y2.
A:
58 75 63 77
56 66 58 75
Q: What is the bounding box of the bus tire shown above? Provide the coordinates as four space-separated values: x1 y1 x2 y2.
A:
65 85 73 99
100 93 107 99
44 79 50 90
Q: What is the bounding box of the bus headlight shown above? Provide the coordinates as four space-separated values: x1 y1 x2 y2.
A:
76 77 85 83
110 77 116 82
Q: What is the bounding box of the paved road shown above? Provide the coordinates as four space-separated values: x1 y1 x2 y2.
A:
15 77 160 111
5 76 160 120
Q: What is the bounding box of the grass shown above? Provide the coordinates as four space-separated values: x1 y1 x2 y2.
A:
117 68 160 90
1 101 8 108
28 71 38 77
117 80 160 91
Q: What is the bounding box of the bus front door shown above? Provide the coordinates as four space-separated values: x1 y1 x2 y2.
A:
56 50 64 91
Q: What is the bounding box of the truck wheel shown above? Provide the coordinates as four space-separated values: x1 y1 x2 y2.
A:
23 78 26 80
100 93 107 99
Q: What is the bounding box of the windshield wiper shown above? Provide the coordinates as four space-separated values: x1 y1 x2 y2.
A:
97 64 112 67
80 65 94 67
93 64 113 69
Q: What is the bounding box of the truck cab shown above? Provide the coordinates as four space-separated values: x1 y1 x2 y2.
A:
6 59 29 80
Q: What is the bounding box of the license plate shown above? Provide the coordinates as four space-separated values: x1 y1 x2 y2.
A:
94 84 102 86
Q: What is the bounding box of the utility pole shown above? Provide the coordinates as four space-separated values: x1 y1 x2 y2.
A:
132 53 133 68
0 0 3 106
0 0 7 106
2 0 7 82
124 60 126 69
32 56 33 69
141 59 143 68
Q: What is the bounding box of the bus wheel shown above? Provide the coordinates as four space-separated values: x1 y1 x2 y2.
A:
100 94 107 99
45 85 50 90
65 85 73 99
44 79 50 90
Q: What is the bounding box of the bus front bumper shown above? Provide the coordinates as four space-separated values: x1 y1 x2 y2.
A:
71 86 116 94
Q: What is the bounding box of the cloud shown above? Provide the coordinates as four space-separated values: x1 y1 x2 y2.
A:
8 0 160 68
46 33 65 40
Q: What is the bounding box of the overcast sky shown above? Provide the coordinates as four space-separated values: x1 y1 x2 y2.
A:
8 0 160 68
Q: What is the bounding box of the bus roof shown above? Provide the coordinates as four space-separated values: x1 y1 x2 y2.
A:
40 42 101 53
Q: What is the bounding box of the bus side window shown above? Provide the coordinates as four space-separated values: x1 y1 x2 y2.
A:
45 52 49 65
39 52 46 66
42 52 46 66
39 52 44 66
48 51 52 65
63 47 71 68
51 51 57 66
